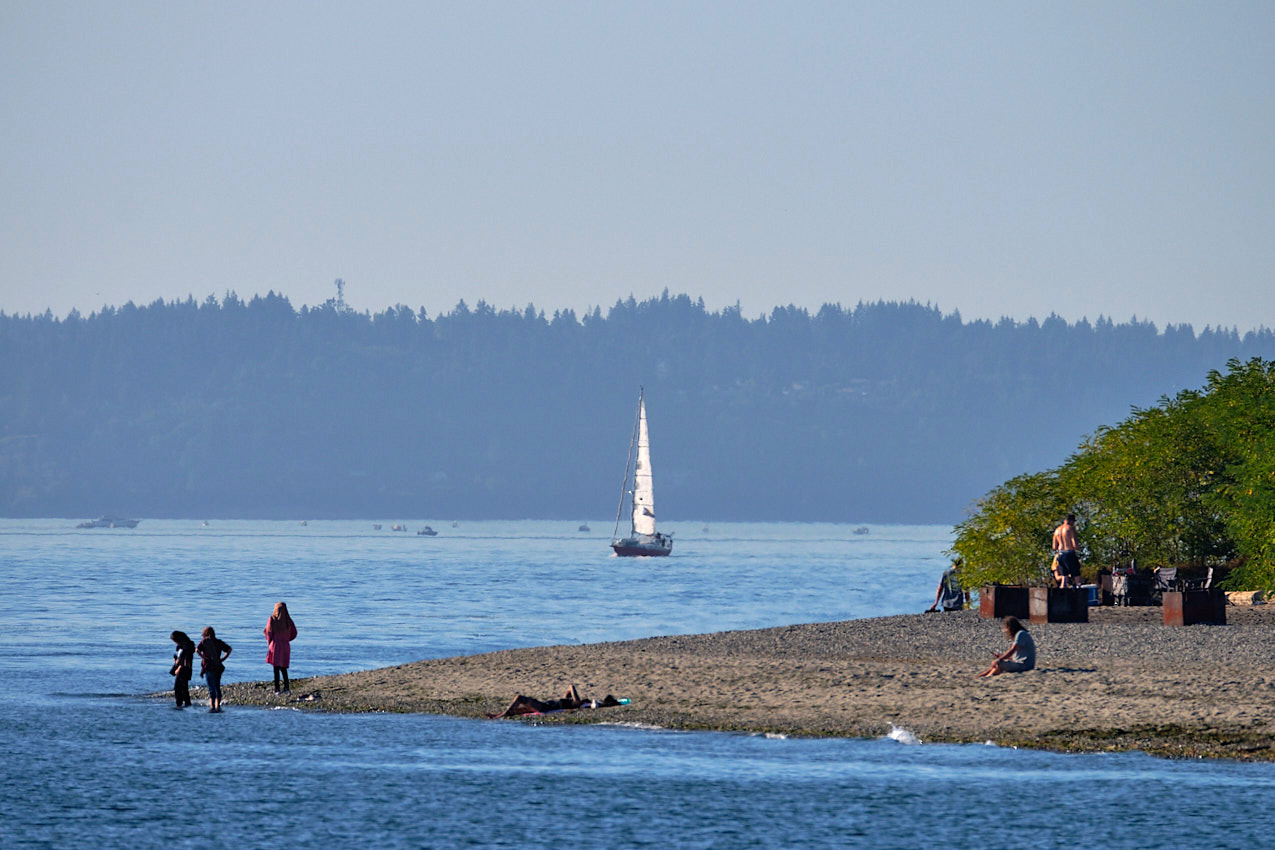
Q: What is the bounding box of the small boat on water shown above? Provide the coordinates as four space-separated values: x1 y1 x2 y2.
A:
372 523 382 530
578 523 591 532
417 526 438 536
76 515 139 529
853 526 870 535
611 389 673 557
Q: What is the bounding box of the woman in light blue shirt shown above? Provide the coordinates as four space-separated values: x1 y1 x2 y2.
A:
976 616 1035 677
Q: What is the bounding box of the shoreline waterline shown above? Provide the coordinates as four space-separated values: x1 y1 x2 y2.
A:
201 606 1275 761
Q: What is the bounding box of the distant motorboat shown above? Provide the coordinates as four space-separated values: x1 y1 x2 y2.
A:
853 526 870 535
391 524 406 532
417 526 438 536
76 515 139 529
611 389 673 557
578 524 591 532
372 523 382 530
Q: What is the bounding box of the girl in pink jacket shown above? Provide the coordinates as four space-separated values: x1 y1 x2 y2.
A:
264 601 298 693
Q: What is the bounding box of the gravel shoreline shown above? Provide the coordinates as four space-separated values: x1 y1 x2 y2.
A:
210 605 1275 760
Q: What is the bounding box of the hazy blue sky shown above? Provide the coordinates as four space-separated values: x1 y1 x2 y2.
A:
3 2 1272 329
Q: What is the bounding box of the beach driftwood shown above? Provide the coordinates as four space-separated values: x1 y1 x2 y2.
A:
217 605 1275 761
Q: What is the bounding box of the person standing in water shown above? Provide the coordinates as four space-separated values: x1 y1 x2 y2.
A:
196 626 232 712
169 630 195 708
264 602 297 694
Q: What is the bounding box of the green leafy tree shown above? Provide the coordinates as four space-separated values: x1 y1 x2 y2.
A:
1064 397 1231 570
951 471 1068 589
955 357 1275 591
1200 359 1275 589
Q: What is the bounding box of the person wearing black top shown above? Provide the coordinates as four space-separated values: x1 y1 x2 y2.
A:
196 626 232 713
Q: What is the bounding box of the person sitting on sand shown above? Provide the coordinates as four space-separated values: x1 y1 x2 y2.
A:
976 616 1036 677
488 684 621 718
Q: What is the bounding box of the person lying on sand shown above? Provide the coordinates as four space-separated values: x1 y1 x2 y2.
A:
976 616 1036 677
488 684 622 718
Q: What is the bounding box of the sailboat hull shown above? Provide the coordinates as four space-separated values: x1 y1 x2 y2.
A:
611 535 673 557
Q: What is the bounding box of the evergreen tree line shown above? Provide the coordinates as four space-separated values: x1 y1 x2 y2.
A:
2 291 1273 524
952 358 1275 591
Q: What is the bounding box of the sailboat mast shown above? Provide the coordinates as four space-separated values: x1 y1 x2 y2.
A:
612 388 643 541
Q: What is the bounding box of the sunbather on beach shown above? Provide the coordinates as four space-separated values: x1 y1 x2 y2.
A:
488 684 620 718
976 616 1036 677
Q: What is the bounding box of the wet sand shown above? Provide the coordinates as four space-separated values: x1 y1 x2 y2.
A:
215 605 1275 760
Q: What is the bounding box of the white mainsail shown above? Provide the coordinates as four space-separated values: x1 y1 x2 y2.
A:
612 389 672 556
631 397 656 537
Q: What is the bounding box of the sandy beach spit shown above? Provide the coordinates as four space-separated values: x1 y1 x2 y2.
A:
214 605 1275 760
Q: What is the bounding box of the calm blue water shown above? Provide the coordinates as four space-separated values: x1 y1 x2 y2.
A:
1 519 1271 848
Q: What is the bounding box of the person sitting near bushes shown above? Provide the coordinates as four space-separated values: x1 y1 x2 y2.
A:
926 561 968 612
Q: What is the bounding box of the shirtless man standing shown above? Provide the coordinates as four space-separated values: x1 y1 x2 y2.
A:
1052 513 1081 588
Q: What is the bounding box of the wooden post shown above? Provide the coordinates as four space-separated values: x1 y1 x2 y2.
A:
1163 589 1227 626
979 586 1030 620
1029 587 1089 624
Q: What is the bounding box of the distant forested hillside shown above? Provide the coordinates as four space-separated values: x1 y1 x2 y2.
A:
2 292 1272 523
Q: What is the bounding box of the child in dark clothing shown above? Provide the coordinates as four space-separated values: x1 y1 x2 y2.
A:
169 631 195 708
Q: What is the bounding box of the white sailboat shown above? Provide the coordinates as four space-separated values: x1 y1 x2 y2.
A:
611 389 673 557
